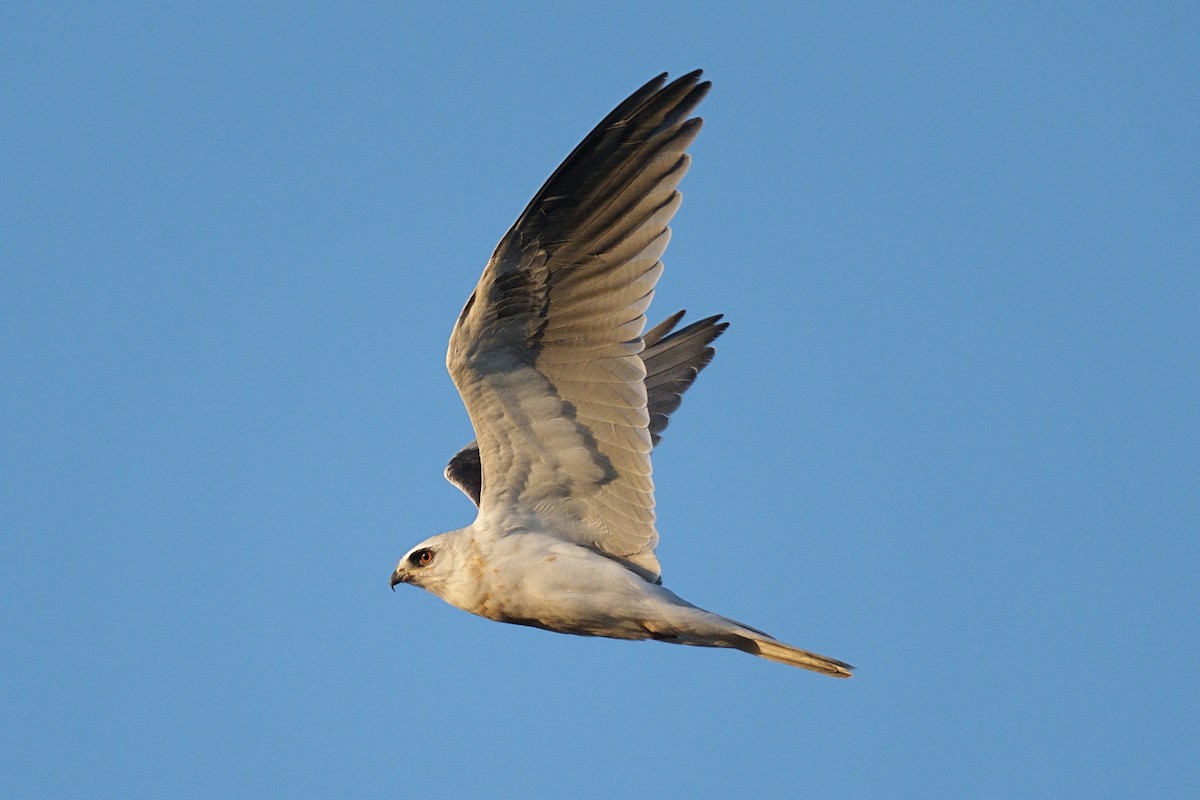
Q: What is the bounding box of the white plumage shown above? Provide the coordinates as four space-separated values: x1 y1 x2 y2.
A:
391 71 853 677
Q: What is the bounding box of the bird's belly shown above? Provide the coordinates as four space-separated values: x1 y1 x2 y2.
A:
480 600 656 640
463 546 665 640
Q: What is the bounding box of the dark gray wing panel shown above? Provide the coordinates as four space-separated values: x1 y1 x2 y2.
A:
444 443 485 507
643 311 728 446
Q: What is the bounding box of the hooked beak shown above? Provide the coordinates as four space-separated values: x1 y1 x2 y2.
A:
389 568 407 591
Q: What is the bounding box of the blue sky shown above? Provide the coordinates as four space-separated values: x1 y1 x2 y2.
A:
3 2 1197 797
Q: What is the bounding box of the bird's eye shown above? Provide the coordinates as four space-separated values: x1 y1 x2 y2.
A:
410 548 435 568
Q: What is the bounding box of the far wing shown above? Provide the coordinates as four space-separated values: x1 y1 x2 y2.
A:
643 311 727 446
447 71 709 580
445 311 727 506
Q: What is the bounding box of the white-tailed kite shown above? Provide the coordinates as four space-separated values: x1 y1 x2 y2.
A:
392 71 853 677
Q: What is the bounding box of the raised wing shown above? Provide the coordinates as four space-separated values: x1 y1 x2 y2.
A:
447 71 709 580
445 310 727 506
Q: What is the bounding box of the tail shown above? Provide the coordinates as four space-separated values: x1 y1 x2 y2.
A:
740 636 855 678
650 597 855 677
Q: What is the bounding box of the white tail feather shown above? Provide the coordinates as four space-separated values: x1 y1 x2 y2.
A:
744 637 854 678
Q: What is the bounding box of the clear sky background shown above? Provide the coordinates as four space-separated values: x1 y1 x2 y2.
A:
3 3 1197 798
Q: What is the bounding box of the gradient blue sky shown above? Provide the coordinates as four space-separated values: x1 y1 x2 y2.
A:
4 3 1197 798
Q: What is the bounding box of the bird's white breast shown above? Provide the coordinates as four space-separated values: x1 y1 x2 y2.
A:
436 527 680 640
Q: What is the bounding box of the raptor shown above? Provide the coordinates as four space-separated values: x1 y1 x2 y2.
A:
391 71 853 677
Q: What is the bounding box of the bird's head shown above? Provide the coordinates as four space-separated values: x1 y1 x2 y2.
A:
390 532 464 595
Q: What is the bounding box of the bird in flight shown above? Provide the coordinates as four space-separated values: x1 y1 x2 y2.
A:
391 70 853 677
